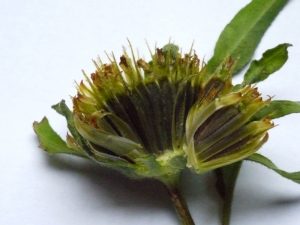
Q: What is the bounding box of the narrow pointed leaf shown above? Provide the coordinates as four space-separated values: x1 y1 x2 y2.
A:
52 100 93 155
243 43 291 86
251 100 300 121
246 153 300 184
206 0 288 75
33 117 87 157
52 100 78 138
215 161 242 225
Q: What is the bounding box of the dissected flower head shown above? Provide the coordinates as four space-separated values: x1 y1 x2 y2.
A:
62 43 274 177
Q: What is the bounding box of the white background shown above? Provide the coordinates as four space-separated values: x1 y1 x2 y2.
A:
1 0 300 224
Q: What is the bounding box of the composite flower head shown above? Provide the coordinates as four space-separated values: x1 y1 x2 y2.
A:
33 41 300 225
42 43 273 178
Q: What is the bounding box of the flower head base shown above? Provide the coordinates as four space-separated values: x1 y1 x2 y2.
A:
69 43 274 177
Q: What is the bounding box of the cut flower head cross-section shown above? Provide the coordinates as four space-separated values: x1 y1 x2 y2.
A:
51 43 274 178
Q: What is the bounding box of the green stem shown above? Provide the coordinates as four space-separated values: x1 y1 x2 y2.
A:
162 174 195 225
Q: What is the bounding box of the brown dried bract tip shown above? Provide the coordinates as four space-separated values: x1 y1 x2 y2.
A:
102 64 113 78
89 115 99 128
251 87 260 99
137 59 151 72
91 70 100 82
119 55 128 68
156 48 165 65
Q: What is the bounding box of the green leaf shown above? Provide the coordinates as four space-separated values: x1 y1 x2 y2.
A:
52 100 94 156
206 0 288 75
215 162 242 225
33 117 87 157
251 100 300 121
243 44 291 85
52 100 77 138
246 153 300 184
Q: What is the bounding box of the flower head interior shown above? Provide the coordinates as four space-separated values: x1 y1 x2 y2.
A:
68 43 274 176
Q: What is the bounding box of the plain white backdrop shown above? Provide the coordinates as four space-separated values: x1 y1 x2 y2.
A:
1 0 300 224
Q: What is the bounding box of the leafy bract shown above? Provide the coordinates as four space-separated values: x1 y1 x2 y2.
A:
246 153 300 184
206 0 288 75
33 117 87 157
243 43 291 86
52 100 94 155
215 162 242 225
252 100 300 121
52 100 80 140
